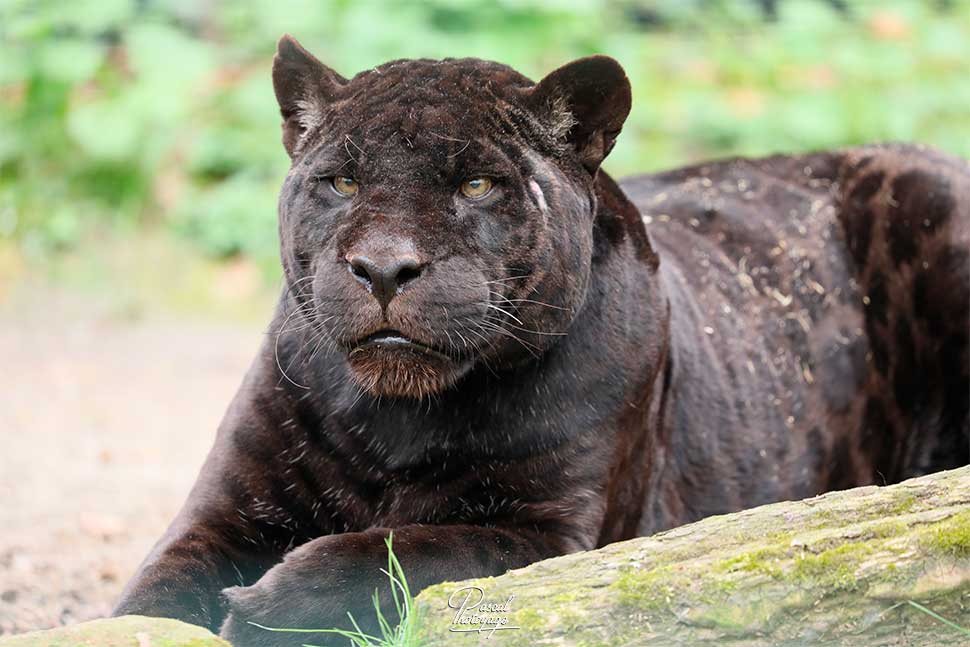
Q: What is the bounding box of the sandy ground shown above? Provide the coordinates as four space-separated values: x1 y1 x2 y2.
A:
0 307 263 635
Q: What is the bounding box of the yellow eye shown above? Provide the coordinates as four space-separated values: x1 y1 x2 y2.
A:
331 176 359 197
460 177 493 199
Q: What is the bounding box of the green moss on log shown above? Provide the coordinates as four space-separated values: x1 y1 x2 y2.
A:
923 509 970 558
412 467 970 646
0 616 229 647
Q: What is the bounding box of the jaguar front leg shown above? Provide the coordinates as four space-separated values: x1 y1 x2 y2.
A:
219 524 582 647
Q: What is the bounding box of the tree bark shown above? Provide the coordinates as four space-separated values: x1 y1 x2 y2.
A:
412 467 970 646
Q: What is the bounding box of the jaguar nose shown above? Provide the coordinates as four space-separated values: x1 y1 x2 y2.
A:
346 252 424 310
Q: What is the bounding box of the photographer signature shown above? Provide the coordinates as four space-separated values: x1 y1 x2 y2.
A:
447 585 520 637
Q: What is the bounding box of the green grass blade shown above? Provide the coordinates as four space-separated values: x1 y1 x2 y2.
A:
905 600 970 636
248 531 423 647
248 621 381 642
385 532 403 614
370 589 394 640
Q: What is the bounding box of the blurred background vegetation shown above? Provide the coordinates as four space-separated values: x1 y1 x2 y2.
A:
1 0 968 321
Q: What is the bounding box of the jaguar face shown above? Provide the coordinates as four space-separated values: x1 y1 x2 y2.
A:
272 36 630 398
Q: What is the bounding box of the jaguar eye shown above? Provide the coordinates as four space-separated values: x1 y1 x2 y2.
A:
331 176 359 197
460 177 493 199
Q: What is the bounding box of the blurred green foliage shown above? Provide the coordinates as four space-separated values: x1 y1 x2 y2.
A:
1 0 968 277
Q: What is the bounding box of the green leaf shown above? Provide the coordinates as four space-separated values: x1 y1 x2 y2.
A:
67 96 141 161
126 23 216 87
35 39 106 83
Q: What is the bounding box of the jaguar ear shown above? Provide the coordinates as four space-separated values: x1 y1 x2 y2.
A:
272 34 347 157
526 56 632 174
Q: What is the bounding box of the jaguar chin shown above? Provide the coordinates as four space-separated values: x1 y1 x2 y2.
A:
344 330 473 398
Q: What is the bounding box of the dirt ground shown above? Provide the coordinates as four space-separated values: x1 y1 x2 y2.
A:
0 303 263 635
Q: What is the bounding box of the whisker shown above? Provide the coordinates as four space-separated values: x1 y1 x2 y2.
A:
274 329 310 390
481 275 532 285
447 140 471 158
428 131 468 143
483 314 567 337
477 321 540 358
344 134 365 161
487 291 569 311
485 303 524 326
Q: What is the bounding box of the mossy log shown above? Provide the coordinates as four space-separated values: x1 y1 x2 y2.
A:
0 616 229 647
2 470 966 646
412 467 970 646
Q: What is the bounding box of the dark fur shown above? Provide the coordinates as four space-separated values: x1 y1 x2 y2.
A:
114 36 970 646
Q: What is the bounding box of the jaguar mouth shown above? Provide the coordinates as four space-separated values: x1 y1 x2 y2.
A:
351 329 450 359
345 329 472 398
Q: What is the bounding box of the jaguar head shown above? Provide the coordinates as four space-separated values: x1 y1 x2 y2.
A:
272 35 631 398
